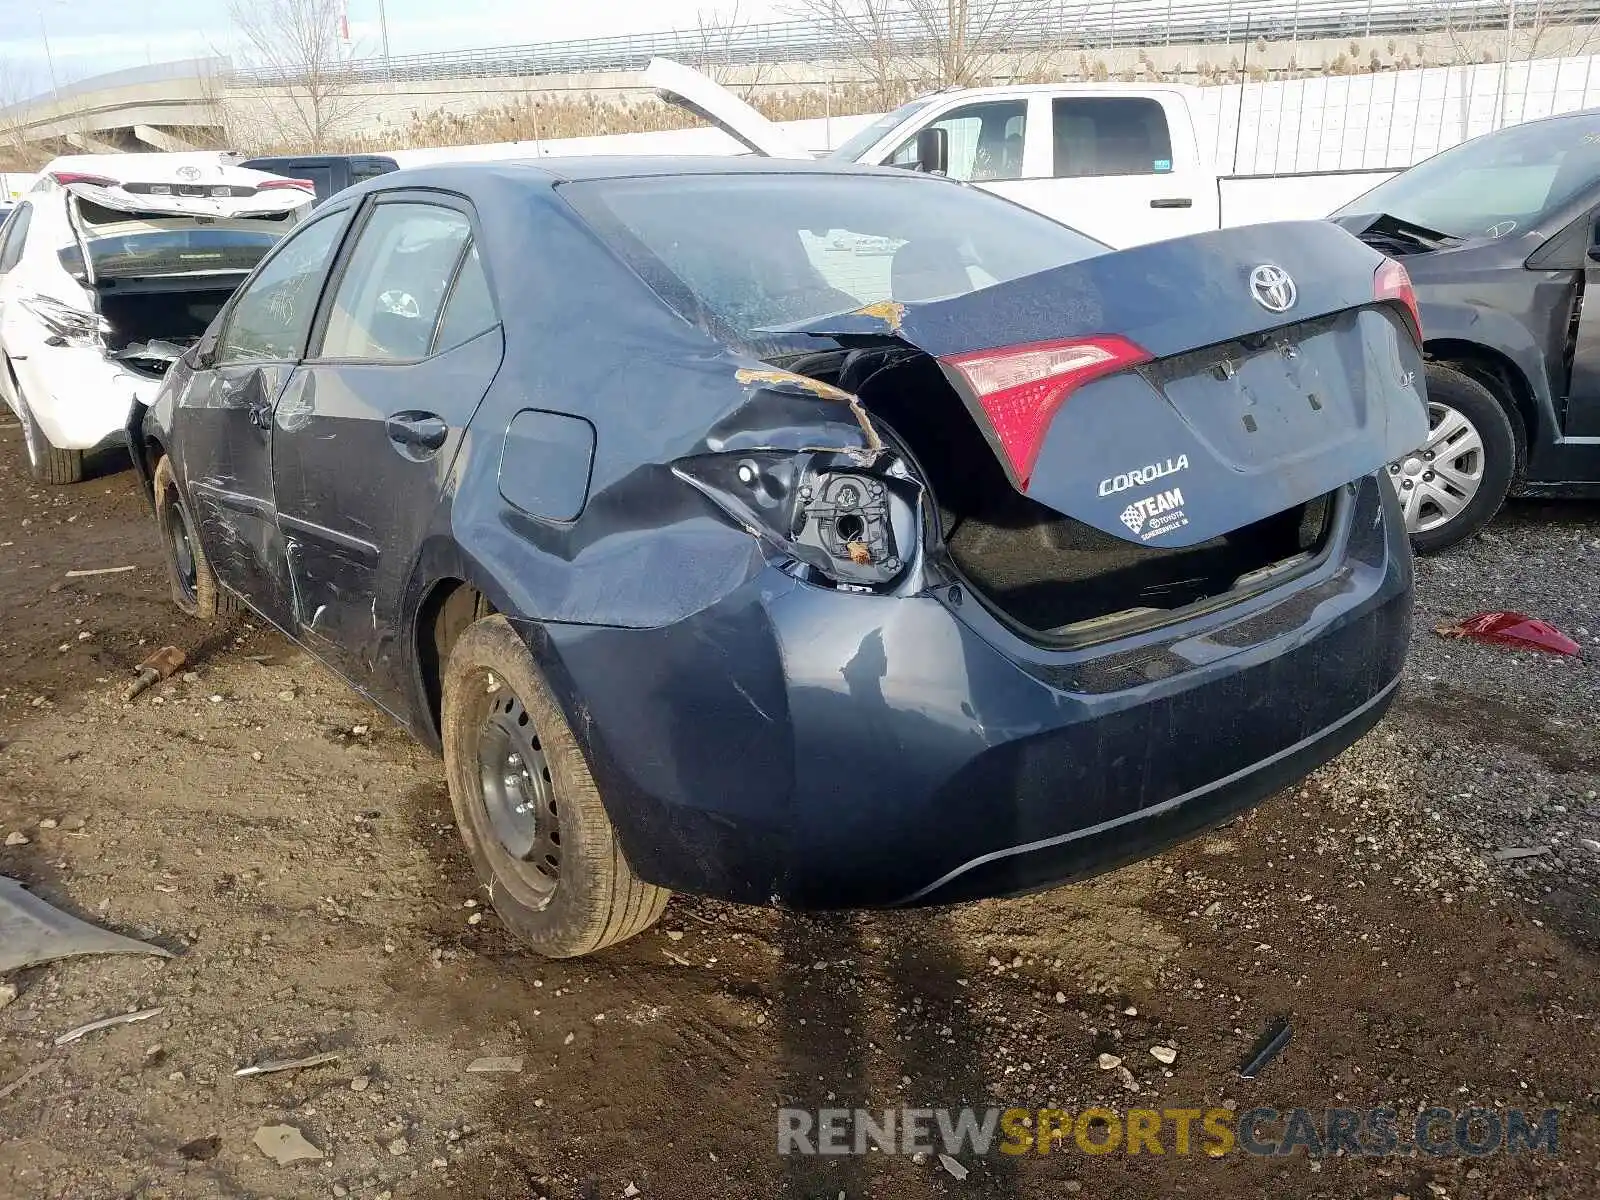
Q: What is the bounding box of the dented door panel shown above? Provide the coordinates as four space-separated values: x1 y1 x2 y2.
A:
272 330 504 683
177 359 296 627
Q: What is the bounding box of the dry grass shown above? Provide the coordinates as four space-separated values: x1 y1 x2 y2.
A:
245 81 903 156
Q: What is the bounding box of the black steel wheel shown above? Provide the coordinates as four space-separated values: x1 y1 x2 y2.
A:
442 614 668 957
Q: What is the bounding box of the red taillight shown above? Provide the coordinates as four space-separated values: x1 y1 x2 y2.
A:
1375 258 1421 341
51 171 117 188
258 178 316 193
941 335 1151 486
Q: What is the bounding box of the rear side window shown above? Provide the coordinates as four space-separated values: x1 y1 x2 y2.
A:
319 203 472 362
0 203 32 272
216 211 348 364
432 242 498 353
889 101 1027 182
1053 98 1174 178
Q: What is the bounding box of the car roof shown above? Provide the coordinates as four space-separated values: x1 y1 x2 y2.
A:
352 155 933 196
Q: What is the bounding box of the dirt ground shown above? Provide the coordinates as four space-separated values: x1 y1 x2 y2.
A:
0 425 1596 1200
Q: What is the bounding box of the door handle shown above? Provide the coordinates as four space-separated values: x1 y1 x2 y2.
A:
1150 197 1194 209
385 412 448 455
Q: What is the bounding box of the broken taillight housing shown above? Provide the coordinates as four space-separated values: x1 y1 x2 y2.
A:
940 335 1151 487
21 295 112 348
1374 257 1422 342
675 448 924 589
50 171 117 189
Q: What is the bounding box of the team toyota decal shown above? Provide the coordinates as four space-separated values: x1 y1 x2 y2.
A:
1119 487 1190 541
1098 454 1190 497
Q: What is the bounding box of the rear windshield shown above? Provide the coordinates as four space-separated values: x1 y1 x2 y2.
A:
1336 115 1600 239
69 228 286 279
66 199 292 279
563 172 1105 345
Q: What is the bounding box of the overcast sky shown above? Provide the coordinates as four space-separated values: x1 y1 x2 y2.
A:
0 1 788 98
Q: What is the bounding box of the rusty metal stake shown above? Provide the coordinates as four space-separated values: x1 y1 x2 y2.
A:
122 645 187 703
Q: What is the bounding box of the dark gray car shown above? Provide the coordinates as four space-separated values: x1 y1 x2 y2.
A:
1334 109 1600 552
129 158 1425 958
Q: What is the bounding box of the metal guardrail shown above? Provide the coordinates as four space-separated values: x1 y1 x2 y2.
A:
227 0 1600 88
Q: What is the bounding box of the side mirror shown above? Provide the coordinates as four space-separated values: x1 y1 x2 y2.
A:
915 127 949 177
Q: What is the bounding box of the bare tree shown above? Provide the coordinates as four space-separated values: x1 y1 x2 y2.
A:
0 58 39 170
785 0 1058 104
692 3 772 99
228 0 366 151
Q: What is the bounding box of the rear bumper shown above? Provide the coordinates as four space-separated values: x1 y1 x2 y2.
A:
521 474 1413 909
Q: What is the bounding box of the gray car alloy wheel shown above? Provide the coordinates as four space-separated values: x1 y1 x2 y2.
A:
1389 399 1485 535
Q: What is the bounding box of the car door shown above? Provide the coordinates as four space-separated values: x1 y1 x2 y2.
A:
179 206 352 629
271 193 503 692
1558 205 1600 439
1006 95 1208 247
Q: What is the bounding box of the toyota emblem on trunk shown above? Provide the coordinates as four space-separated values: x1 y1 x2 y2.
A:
1249 264 1297 313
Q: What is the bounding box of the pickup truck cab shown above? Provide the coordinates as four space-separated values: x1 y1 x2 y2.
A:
646 58 1392 248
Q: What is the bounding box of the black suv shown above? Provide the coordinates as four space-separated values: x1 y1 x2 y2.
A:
239 153 399 205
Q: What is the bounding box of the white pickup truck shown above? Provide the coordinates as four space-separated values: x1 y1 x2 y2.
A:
647 59 1397 248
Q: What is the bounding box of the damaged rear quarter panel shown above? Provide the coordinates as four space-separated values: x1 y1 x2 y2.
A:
413 180 880 636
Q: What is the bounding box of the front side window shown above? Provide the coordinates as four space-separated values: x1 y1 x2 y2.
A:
888 101 1028 183
215 211 348 365
1053 98 1175 178
319 203 472 362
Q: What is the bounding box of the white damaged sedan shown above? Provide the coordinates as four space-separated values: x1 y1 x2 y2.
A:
0 153 313 483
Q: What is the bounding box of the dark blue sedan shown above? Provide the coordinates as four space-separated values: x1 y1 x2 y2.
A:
129 157 1427 957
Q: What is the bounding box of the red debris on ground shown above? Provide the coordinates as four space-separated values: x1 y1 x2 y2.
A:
1434 611 1581 656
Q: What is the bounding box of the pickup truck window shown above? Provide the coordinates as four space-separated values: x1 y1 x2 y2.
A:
889 101 1027 182
1053 97 1175 178
826 100 933 162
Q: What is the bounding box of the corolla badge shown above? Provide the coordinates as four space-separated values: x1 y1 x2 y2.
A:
1249 263 1297 313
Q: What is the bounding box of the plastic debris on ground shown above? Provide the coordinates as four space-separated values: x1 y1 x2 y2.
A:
1434 611 1581 656
0 877 173 973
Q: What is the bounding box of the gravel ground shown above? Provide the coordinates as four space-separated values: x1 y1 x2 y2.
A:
0 434 1596 1200
1391 501 1600 941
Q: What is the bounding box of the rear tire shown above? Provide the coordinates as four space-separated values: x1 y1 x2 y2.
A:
152 454 241 620
441 615 668 958
1400 363 1518 555
16 384 84 485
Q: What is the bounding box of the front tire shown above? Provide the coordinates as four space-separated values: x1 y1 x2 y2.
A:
16 384 84 485
1397 363 1518 555
441 615 668 958
152 454 240 619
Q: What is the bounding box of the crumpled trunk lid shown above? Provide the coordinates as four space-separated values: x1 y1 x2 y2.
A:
788 220 1427 548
